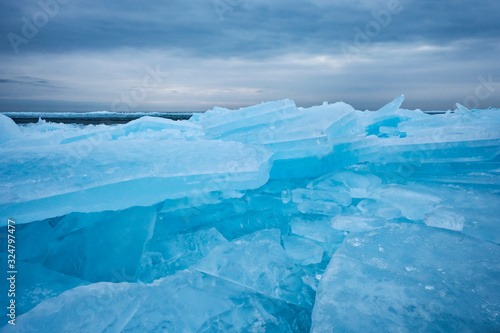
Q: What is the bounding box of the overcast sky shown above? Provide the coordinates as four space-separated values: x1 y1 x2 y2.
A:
0 0 499 112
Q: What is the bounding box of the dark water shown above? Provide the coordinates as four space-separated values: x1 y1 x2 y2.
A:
5 112 194 125
5 110 447 126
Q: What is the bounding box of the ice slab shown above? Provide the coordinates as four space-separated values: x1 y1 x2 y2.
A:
371 184 442 221
311 223 500 332
38 205 157 283
423 206 465 231
282 235 324 266
201 99 300 139
194 229 315 308
6 269 311 332
0 261 88 316
200 99 357 178
136 227 228 282
327 170 382 198
0 114 22 144
290 217 345 245
330 214 387 232
60 116 201 144
0 138 272 224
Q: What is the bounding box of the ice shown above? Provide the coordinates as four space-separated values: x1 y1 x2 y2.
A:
292 188 345 215
0 261 88 316
60 116 201 144
6 269 311 332
1 97 500 331
311 223 500 332
0 137 272 224
0 114 22 144
330 214 387 232
282 235 324 266
136 227 228 282
290 217 345 245
375 94 405 114
200 99 357 178
201 100 300 139
294 182 351 207
327 170 382 198
39 206 156 283
356 199 403 219
371 184 442 221
423 206 465 231
194 229 315 308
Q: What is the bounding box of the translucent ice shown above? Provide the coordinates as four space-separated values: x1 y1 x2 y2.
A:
282 235 324 266
199 99 357 178
39 206 157 283
0 113 22 144
311 223 500 332
194 229 315 308
330 214 387 232
423 206 465 231
7 269 311 332
136 227 228 282
0 138 272 224
0 261 87 316
1 97 499 332
327 170 382 198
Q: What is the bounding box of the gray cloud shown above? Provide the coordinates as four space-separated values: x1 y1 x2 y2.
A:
0 0 499 111
0 76 53 87
2 0 499 56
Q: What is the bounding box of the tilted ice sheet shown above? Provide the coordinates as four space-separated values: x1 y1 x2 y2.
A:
0 114 22 144
0 120 272 224
5 269 312 332
311 223 500 332
194 229 315 308
200 100 357 174
0 261 88 317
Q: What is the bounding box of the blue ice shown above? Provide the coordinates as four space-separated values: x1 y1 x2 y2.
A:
1 96 499 331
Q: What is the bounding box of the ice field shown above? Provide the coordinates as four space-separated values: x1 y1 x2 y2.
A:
1 96 500 332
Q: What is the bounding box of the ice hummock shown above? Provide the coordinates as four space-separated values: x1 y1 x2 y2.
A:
1 96 500 332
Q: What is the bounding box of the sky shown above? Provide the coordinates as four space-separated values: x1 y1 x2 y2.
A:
0 0 499 112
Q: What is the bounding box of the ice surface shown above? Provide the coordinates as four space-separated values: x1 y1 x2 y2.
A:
1 97 500 331
327 170 382 198
282 235 324 266
194 229 315 308
311 223 500 332
5 269 311 332
199 99 358 178
136 227 228 282
330 214 386 232
423 206 465 231
0 114 22 144
0 128 272 224
0 261 88 316
39 206 157 283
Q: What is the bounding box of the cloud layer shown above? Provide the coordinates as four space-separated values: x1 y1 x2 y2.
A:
1 0 499 111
